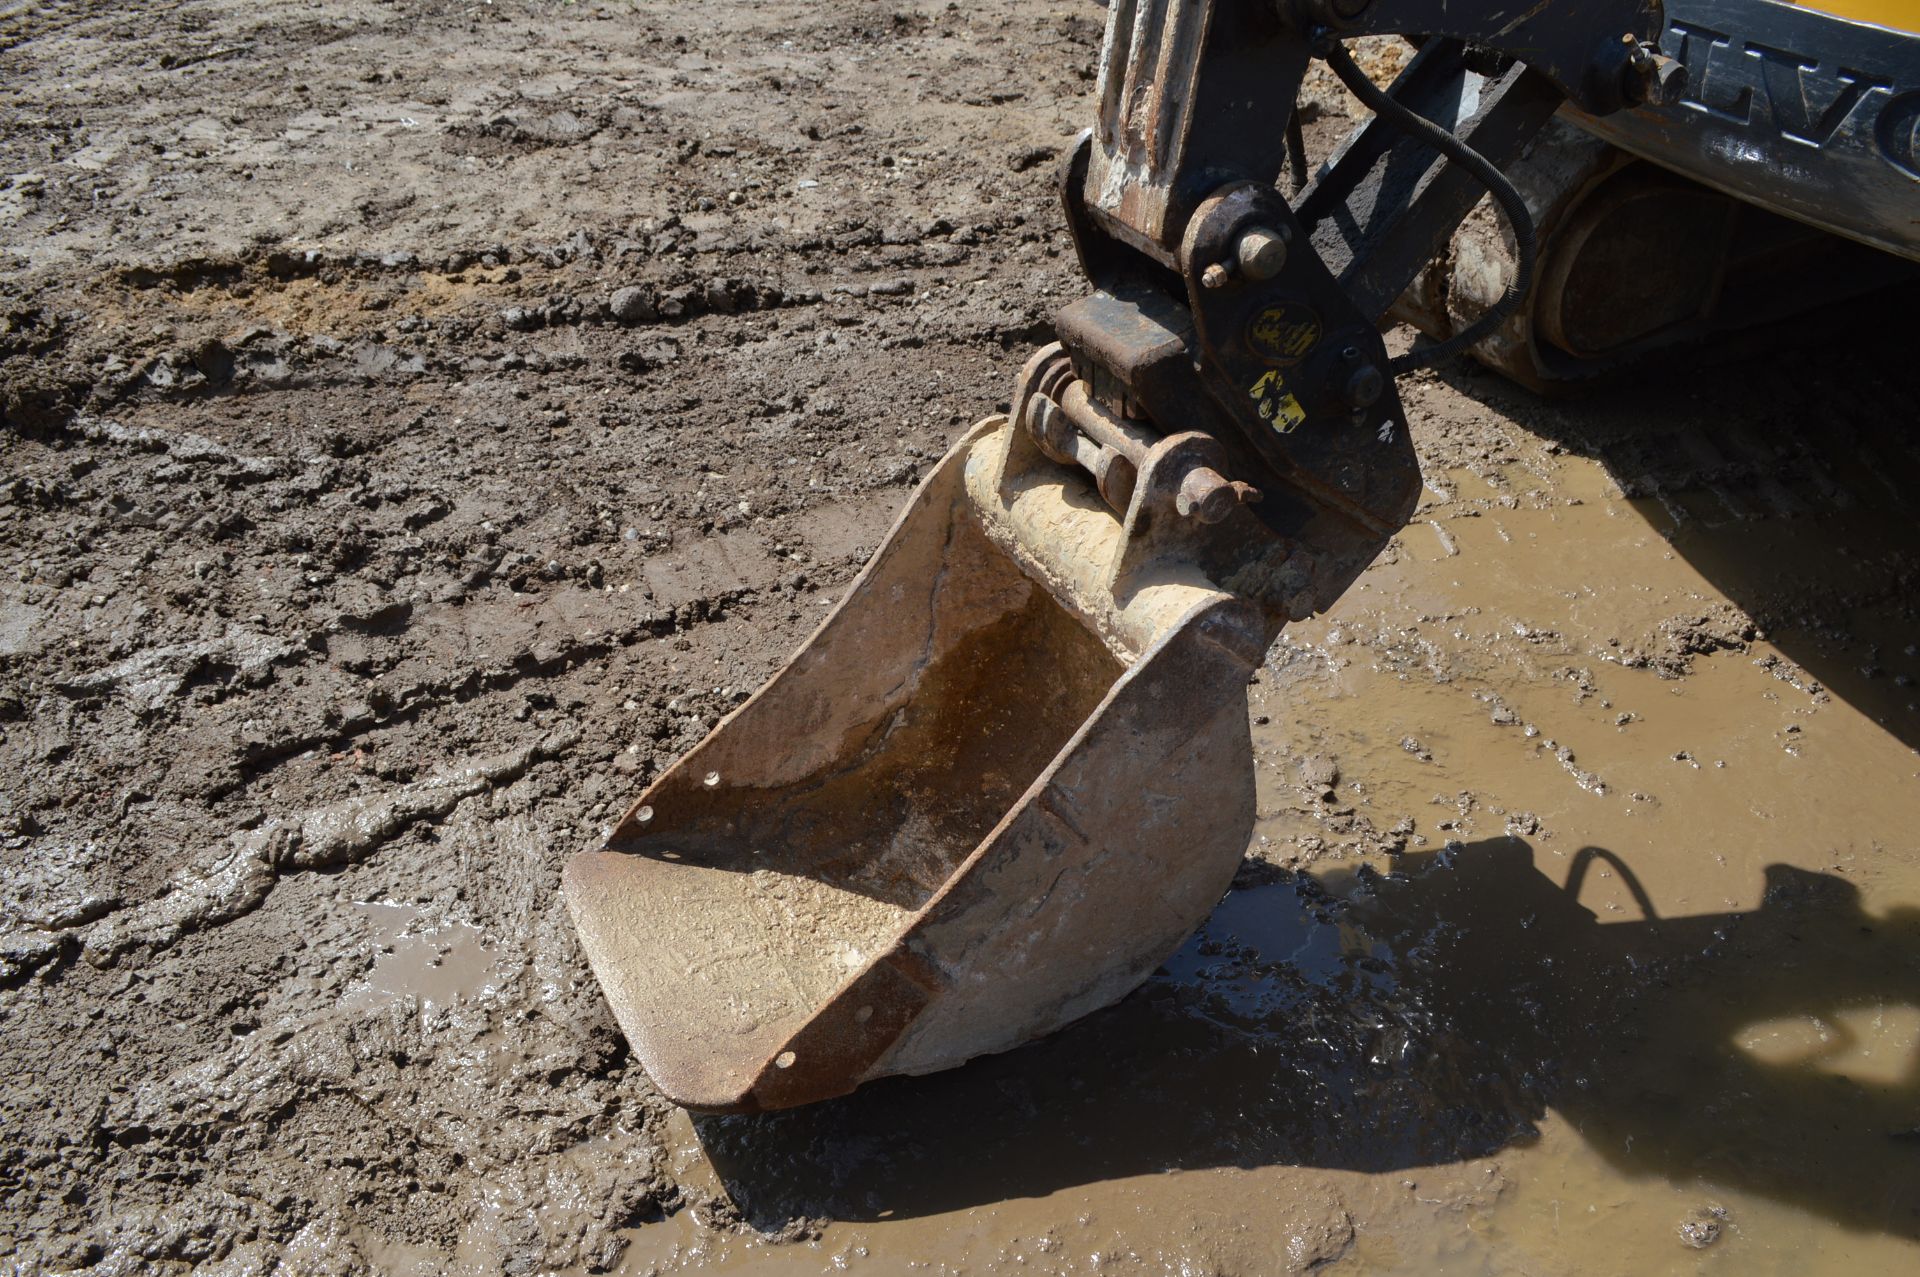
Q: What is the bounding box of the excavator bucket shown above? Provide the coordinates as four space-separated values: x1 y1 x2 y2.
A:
559 0 1649 1112
562 348 1312 1112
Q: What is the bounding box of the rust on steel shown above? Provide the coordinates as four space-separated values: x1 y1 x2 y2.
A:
564 390 1280 1110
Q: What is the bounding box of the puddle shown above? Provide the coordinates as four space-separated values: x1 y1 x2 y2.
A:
340 901 501 1014
1737 1005 1920 1086
617 862 1919 1273
599 437 1920 1274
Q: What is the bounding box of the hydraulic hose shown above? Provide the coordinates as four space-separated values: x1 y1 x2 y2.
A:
1284 108 1310 196
1315 37 1539 375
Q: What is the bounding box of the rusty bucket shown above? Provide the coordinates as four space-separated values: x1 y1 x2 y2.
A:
564 390 1283 1111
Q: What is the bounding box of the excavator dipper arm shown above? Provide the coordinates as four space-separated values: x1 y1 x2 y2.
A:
1043 0 1682 635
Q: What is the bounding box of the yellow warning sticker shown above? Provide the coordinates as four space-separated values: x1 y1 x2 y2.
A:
1246 302 1322 365
1250 369 1307 434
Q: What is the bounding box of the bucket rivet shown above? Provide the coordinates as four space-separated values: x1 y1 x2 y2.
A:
635 805 654 824
774 1051 796 1069
854 1005 873 1024
703 771 721 788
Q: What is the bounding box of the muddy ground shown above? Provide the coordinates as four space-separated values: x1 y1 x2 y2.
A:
3 2 1918 1274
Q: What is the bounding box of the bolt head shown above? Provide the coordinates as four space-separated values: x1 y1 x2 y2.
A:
1022 392 1073 461
1201 262 1232 290
1176 466 1241 524
1622 35 1688 107
1648 55 1688 105
1343 363 1385 410
1235 226 1290 281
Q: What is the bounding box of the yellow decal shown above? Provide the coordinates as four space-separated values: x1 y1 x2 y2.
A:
1246 302 1322 365
1250 370 1307 434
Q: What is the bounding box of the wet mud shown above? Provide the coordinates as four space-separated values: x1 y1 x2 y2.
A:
3 2 1919 1274
619 347 1920 1275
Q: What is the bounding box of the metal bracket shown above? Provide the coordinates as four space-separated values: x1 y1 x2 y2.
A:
1036 0 1672 626
1294 39 1564 321
1288 0 1668 117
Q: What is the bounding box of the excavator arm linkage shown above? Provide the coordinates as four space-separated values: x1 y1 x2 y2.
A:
563 0 1682 1112
1047 0 1680 637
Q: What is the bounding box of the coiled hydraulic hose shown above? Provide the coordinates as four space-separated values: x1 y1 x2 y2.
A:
1315 38 1539 375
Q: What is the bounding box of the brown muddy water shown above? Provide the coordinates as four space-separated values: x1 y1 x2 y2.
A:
601 401 1920 1276
339 902 503 1016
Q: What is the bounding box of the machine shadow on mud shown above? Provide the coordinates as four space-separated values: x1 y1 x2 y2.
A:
692 838 1920 1240
562 0 1920 1121
1416 282 1920 755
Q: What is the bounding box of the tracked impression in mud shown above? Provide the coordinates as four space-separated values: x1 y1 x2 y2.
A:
6 0 1920 1269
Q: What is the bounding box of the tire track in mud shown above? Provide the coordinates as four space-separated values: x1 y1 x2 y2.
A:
69 727 575 973
0 2 1104 1266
